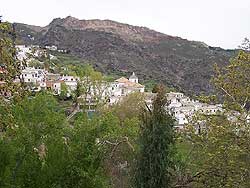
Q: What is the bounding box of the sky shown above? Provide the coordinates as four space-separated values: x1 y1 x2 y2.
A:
1 0 250 49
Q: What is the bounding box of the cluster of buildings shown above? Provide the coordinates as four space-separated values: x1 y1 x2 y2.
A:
2 45 223 129
17 45 67 60
166 92 222 130
143 91 222 130
20 65 145 99
18 64 223 129
2 66 223 129
20 67 78 95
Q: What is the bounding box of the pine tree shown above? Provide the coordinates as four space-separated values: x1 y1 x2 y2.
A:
134 85 175 188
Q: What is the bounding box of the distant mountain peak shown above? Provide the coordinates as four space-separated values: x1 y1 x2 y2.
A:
65 15 79 21
44 16 168 42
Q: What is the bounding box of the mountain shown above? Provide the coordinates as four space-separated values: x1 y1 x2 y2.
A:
14 16 236 95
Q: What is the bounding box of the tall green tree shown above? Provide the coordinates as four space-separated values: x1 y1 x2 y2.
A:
73 65 108 111
0 19 26 132
100 93 144 188
134 85 175 188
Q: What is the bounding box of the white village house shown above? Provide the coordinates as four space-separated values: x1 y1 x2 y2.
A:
21 67 46 84
61 75 79 93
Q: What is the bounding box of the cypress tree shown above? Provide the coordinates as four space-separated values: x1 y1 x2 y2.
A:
134 85 175 188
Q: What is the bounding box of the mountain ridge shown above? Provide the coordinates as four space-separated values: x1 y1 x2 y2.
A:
13 16 236 95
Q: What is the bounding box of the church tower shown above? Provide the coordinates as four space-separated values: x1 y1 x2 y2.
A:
129 72 138 83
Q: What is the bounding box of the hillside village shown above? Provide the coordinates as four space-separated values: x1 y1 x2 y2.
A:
15 45 223 129
1 12 249 188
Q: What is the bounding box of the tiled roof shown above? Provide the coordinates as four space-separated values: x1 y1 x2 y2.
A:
45 81 53 88
115 77 129 83
46 80 64 87
124 81 144 88
115 76 144 88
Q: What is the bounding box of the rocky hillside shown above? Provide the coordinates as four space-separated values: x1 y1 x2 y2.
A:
14 16 236 95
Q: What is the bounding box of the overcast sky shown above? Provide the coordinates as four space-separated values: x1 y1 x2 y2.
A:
1 0 250 49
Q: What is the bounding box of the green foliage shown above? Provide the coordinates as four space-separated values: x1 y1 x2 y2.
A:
60 82 68 100
0 103 15 132
144 80 157 92
0 93 108 188
73 64 107 110
0 21 114 188
0 20 26 132
152 84 176 93
28 59 43 69
0 21 24 101
89 93 145 188
134 85 175 188
178 50 250 187
50 52 83 66
111 92 145 123
213 50 250 112
73 110 139 187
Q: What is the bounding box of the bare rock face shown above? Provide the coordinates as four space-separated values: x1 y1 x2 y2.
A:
14 16 236 95
48 16 169 42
